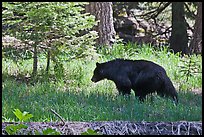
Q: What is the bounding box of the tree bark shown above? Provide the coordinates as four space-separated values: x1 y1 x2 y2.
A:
85 2 116 46
32 43 38 76
188 2 202 54
170 2 188 55
46 50 50 73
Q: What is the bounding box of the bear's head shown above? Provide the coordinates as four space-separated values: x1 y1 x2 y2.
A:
91 62 105 83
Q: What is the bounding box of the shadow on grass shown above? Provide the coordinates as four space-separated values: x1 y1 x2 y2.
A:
2 72 62 86
2 73 202 122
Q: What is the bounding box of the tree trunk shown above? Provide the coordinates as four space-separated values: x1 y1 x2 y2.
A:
188 2 202 54
32 43 38 76
46 50 50 73
85 2 116 46
170 2 188 55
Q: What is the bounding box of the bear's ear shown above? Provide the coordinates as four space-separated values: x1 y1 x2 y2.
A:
96 62 100 66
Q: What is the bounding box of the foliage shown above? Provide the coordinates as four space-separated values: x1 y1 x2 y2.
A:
2 2 98 75
13 109 33 122
179 55 201 82
5 109 61 135
54 61 65 80
178 55 202 91
35 128 61 135
81 128 101 135
5 109 32 135
5 124 28 135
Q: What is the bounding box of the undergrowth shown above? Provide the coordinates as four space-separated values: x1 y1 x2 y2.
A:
2 43 202 122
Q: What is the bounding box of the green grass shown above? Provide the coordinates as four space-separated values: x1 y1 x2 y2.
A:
2 43 202 122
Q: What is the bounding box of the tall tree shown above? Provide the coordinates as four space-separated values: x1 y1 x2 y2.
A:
188 2 202 54
170 2 188 55
85 2 116 46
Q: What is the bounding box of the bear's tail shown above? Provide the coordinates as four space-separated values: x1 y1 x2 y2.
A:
161 75 178 105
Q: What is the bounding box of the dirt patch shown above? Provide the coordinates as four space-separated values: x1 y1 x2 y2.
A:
191 88 202 96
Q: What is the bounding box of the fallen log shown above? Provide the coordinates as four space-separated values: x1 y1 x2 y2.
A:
2 121 202 135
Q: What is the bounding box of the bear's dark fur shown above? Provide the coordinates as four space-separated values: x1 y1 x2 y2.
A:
91 58 178 104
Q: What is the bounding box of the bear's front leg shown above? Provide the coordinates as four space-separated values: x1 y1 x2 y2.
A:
114 77 132 96
116 85 131 96
133 89 148 102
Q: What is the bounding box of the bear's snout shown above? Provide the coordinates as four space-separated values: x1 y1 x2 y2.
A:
91 77 96 82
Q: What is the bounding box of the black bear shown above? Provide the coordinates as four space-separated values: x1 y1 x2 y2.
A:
91 58 178 104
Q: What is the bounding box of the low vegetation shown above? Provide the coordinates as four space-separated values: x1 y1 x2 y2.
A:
2 43 202 122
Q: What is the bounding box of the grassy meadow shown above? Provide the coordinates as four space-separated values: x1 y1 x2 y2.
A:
2 43 202 122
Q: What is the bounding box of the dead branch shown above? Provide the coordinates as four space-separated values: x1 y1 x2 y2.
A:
50 109 66 126
140 2 171 20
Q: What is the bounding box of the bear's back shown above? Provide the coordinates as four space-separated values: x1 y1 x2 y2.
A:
110 59 165 72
